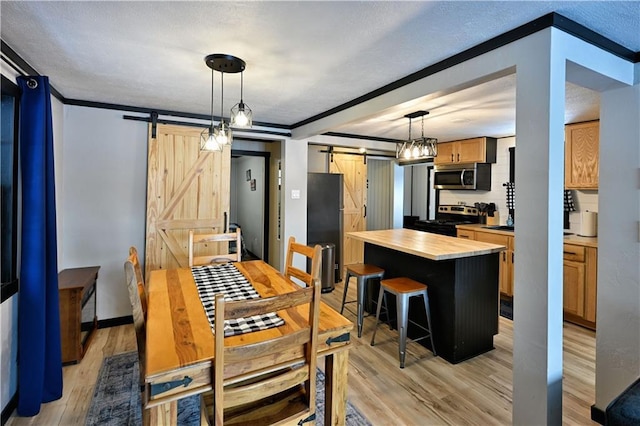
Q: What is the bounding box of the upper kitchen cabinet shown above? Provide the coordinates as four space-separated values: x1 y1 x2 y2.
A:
434 137 497 165
565 120 599 189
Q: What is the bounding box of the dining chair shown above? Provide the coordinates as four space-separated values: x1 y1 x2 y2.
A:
128 245 146 294
284 236 322 288
202 277 322 425
123 255 149 421
188 228 242 267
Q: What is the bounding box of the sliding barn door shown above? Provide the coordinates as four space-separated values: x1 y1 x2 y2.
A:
145 124 231 276
330 153 367 266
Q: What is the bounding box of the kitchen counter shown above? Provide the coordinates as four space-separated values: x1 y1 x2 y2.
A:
347 228 504 364
455 223 598 248
348 228 506 261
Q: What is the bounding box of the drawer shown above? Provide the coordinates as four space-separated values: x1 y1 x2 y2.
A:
457 229 475 240
563 244 585 262
475 231 510 247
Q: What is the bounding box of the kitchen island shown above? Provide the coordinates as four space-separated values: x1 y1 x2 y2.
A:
348 228 506 364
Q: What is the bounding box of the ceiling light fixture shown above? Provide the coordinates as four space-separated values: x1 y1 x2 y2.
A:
230 70 252 128
200 54 250 151
396 110 438 163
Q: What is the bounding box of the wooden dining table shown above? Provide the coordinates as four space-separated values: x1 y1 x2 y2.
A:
144 259 354 425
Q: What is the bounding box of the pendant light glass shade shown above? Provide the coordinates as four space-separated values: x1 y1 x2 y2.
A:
214 121 232 146
231 101 252 127
231 72 253 128
201 66 222 152
201 126 222 152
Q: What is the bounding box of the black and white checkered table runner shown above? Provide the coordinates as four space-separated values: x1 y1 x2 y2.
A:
191 263 285 337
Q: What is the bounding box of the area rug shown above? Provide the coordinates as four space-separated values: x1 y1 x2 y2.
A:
86 351 371 426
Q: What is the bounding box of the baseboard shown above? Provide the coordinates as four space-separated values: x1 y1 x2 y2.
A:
1 392 17 426
591 404 605 425
97 315 133 329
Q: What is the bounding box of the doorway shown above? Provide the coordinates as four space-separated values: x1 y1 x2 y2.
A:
230 150 270 262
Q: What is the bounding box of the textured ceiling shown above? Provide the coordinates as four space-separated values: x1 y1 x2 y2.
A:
1 1 638 143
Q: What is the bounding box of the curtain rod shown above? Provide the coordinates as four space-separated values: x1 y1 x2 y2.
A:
318 149 395 158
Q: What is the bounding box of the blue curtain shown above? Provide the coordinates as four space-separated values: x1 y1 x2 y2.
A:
17 76 62 416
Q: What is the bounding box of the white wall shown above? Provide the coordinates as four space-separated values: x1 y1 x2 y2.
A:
62 105 148 320
307 145 328 172
280 138 308 272
595 77 640 410
568 190 598 233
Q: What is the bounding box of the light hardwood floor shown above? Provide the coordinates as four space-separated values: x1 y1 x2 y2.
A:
7 279 597 425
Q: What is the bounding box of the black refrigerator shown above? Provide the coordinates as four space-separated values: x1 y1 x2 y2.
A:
307 173 343 285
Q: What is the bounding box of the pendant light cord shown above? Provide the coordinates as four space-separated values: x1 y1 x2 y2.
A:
220 72 224 122
210 67 214 127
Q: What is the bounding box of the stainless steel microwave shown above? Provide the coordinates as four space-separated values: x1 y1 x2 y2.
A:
433 163 492 190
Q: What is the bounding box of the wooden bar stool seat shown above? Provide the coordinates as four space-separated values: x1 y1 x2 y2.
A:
340 264 384 338
370 277 436 368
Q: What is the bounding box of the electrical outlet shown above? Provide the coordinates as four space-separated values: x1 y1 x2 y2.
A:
291 189 300 199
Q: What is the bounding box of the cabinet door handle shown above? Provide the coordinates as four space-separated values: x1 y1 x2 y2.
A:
457 153 460 162
512 252 514 263
451 153 454 162
502 252 506 261
459 235 469 239
563 251 577 256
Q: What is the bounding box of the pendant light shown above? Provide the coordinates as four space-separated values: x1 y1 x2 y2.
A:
200 54 248 151
231 71 253 128
396 110 438 163
213 70 232 147
200 64 222 152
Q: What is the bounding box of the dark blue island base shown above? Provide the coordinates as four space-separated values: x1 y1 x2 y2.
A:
363 243 500 364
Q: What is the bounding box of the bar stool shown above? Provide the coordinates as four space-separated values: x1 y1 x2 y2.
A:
370 277 436 368
340 264 385 338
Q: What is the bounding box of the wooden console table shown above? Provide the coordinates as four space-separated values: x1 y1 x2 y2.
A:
58 266 100 364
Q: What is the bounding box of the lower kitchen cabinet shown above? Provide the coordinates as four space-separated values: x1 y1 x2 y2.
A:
563 260 586 317
457 226 597 329
563 244 597 329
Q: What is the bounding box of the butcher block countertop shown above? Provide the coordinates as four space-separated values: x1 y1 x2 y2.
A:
455 223 598 248
348 228 506 261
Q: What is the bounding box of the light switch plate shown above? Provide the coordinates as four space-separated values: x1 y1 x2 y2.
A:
291 189 300 199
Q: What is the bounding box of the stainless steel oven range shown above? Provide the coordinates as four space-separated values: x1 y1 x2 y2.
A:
408 205 481 236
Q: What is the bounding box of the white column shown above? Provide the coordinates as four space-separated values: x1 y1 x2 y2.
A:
280 138 309 271
595 70 640 410
512 29 566 424
393 162 405 229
